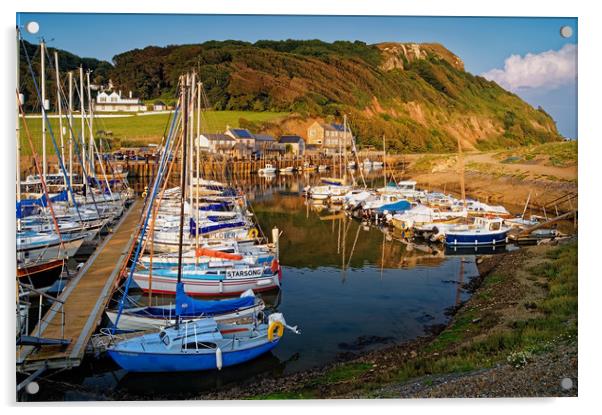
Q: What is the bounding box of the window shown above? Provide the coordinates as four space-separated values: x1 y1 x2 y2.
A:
160 331 170 346
182 341 217 350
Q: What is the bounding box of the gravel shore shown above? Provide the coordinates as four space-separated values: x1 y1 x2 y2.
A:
372 341 577 398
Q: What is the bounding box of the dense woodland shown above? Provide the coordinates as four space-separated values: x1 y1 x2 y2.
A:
19 39 562 152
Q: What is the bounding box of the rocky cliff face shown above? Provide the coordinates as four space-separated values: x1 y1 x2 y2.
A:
376 42 465 71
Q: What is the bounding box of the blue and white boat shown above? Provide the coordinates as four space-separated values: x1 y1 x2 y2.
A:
105 284 264 332
132 262 280 296
139 241 275 268
361 194 411 215
16 230 85 263
107 313 292 372
444 217 510 246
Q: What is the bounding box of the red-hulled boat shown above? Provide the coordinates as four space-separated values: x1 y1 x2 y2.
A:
17 258 65 289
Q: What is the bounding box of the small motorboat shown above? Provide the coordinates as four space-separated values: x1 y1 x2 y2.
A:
444 217 510 246
258 164 277 174
302 162 317 172
280 166 295 173
318 165 328 172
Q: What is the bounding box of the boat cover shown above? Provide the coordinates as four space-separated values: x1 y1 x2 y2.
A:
175 282 254 316
16 190 69 218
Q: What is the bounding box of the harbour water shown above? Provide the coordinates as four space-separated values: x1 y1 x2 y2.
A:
31 172 484 401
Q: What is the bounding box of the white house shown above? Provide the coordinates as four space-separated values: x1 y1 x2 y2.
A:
95 90 147 112
198 133 236 154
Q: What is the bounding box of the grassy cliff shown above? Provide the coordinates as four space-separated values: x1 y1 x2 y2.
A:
20 39 562 153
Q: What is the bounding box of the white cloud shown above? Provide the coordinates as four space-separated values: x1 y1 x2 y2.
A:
482 44 577 91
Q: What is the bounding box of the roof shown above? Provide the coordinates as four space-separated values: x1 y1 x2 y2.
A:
201 133 235 142
96 102 145 106
279 135 304 144
253 134 275 142
229 128 254 139
321 123 346 132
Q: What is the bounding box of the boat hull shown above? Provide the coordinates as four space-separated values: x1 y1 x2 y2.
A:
105 303 264 332
16 234 85 263
445 230 508 246
107 338 279 372
132 273 281 296
17 258 64 289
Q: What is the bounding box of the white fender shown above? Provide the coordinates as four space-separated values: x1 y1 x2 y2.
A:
215 347 223 370
240 289 255 298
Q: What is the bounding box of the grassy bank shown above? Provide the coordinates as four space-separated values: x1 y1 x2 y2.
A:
251 241 577 399
493 141 577 168
19 110 290 155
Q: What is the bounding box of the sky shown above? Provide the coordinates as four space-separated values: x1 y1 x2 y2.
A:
16 13 578 137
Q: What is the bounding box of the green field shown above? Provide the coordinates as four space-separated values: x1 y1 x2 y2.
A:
18 110 290 155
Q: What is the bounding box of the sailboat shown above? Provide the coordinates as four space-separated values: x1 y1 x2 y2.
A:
107 312 292 372
105 285 264 332
107 74 297 372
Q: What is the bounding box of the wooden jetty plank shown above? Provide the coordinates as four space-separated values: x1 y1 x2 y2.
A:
18 200 143 370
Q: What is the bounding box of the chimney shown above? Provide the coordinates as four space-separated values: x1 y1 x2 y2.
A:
118 90 122 98
129 91 132 99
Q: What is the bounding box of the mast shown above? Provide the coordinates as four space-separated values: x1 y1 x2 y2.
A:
383 134 386 186
338 121 343 179
196 81 201 252
68 71 74 194
188 72 195 211
86 70 94 178
457 136 466 208
41 40 47 179
79 66 86 175
54 51 66 189
343 114 348 184
176 75 189 328
16 28 21 232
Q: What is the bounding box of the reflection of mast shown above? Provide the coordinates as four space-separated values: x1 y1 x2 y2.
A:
380 230 385 280
341 216 346 275
346 221 361 269
337 216 341 254
455 257 465 306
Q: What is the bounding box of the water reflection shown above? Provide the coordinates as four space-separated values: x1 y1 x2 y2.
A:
38 171 483 401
